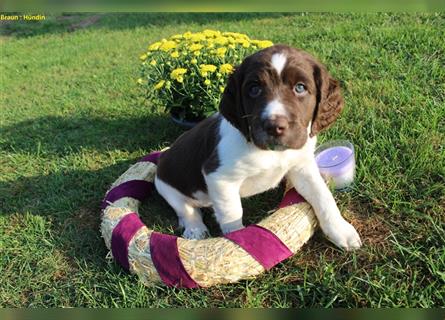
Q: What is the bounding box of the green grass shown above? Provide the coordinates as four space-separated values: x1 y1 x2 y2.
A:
1 13 444 307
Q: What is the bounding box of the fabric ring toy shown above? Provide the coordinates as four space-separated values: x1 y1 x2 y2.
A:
100 151 318 288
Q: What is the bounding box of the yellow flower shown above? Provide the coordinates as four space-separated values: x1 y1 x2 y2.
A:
139 53 147 60
137 78 144 85
214 36 228 45
170 51 180 58
255 40 274 48
200 64 217 72
236 39 250 48
194 50 201 56
219 63 234 74
191 58 198 64
219 86 225 93
189 43 203 51
183 31 193 39
203 29 221 38
154 80 165 90
160 40 177 51
216 47 227 57
150 59 157 66
170 68 188 82
223 31 249 39
200 64 217 77
190 33 206 42
226 36 236 44
148 41 162 51
204 79 211 86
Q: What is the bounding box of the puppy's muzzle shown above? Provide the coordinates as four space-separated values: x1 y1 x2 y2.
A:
262 116 289 137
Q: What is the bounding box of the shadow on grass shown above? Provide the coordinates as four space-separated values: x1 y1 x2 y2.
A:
0 149 182 270
0 112 180 267
0 113 183 156
1 12 292 39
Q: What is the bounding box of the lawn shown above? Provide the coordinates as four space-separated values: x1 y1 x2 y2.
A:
0 13 444 307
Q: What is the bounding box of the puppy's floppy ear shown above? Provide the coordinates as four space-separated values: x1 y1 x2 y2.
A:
219 67 251 140
310 64 344 137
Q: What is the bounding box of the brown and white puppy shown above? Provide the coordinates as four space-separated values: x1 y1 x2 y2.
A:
155 44 362 250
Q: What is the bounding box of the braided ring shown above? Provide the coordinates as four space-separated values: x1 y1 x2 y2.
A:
100 151 317 288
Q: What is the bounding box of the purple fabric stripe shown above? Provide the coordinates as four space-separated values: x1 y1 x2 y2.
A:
150 232 199 288
139 151 163 164
102 180 153 209
111 213 145 271
278 188 305 208
224 225 293 270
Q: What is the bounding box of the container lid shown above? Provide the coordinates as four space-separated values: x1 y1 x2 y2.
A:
315 146 353 168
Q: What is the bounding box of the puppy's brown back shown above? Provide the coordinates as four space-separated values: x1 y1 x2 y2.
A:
156 114 221 198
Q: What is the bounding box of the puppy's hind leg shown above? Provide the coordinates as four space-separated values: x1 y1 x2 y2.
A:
154 176 209 240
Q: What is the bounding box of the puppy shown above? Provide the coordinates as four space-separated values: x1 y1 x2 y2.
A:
155 44 362 250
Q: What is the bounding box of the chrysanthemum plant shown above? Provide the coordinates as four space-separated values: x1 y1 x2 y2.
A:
139 30 273 123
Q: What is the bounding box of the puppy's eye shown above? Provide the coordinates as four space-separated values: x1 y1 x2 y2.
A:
248 85 262 98
294 83 306 94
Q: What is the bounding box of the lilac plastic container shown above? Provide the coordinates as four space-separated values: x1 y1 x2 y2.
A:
315 140 356 191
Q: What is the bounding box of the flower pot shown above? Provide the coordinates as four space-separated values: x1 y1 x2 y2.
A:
170 111 203 130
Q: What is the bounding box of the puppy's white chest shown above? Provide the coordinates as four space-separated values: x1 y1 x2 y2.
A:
214 117 316 199
239 166 287 198
237 150 295 197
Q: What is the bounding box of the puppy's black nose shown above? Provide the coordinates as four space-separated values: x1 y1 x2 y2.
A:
263 116 289 137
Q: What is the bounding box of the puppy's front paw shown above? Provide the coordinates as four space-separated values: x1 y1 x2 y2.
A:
220 220 244 235
182 226 209 240
322 219 362 251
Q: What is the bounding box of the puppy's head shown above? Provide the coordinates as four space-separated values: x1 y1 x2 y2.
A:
220 44 344 150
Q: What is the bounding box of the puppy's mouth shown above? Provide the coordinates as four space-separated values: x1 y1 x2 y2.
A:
251 126 307 151
266 143 288 151
251 131 293 151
